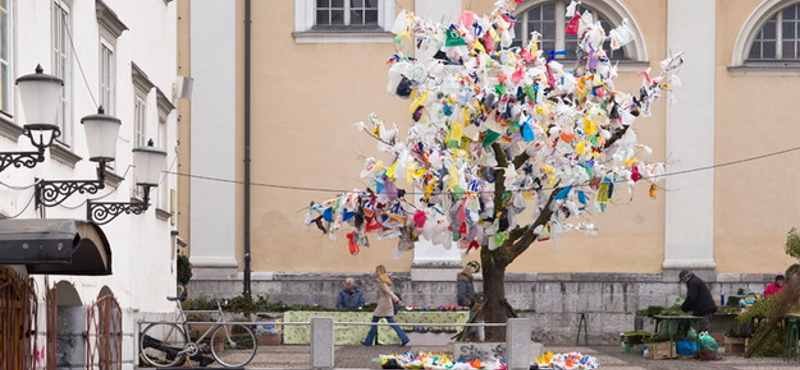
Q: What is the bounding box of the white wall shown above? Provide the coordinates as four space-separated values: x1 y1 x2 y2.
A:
0 1 179 369
190 0 238 270
664 0 716 273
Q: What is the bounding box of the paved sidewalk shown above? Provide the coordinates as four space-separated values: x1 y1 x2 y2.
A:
163 344 800 369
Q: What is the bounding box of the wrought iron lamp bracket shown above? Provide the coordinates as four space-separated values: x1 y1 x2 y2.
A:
0 148 46 172
87 186 152 225
35 161 107 209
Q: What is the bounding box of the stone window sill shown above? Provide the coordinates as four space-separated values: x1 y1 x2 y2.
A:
0 114 22 142
50 144 82 168
104 169 124 188
728 63 800 76
292 30 395 44
156 208 171 221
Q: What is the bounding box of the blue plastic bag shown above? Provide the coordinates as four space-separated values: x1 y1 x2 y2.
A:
676 339 697 356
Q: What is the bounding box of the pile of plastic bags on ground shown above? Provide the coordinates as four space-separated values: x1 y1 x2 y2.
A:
377 351 505 370
376 351 600 370
537 351 599 369
306 0 682 256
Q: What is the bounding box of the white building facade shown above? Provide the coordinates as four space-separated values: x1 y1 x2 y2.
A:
0 0 180 369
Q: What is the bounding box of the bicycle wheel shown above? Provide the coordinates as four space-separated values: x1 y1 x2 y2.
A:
140 323 188 368
210 324 257 368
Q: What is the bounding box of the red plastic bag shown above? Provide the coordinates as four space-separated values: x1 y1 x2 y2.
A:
566 13 581 35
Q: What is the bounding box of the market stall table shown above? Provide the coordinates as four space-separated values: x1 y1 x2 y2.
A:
282 310 469 345
653 315 703 358
785 313 800 361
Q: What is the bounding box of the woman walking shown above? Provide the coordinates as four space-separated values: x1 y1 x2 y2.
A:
362 265 410 346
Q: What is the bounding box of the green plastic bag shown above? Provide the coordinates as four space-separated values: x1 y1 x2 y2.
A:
698 332 718 353
687 327 699 342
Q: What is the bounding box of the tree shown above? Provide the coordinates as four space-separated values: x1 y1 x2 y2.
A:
305 0 682 341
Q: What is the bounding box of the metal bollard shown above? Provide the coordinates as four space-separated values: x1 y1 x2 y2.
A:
311 317 335 370
506 318 532 370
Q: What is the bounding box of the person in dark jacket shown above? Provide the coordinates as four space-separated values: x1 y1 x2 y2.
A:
456 262 483 341
336 278 366 309
457 265 476 307
679 270 717 332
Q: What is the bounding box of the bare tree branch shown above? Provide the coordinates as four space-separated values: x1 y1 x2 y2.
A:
508 186 563 259
512 152 530 168
603 125 631 150
491 143 508 217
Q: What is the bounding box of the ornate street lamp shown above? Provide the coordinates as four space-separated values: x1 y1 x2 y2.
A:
0 65 63 172
35 107 121 210
87 139 167 225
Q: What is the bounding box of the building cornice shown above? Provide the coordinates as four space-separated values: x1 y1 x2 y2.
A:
131 62 155 94
0 115 22 143
96 0 129 39
155 87 176 120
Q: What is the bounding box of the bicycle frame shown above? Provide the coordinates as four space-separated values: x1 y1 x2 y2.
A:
175 299 231 345
140 297 257 368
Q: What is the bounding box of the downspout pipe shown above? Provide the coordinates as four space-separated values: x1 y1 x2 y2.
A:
243 0 252 295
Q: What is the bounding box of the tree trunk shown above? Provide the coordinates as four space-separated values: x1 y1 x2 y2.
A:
481 253 510 341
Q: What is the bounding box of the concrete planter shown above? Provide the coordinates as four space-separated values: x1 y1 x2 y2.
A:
407 332 453 346
452 342 543 362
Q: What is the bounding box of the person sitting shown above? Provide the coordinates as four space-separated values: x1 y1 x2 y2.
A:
457 264 477 308
336 278 366 309
763 272 786 297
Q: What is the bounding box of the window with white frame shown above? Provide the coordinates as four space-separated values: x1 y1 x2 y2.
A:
132 92 147 198
0 0 12 117
52 0 71 144
315 0 378 28
157 117 168 211
747 3 800 62
513 1 626 60
133 93 146 148
99 40 115 114
294 0 396 41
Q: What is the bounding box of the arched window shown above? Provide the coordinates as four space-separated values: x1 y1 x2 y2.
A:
747 3 800 62
732 0 800 72
512 0 644 61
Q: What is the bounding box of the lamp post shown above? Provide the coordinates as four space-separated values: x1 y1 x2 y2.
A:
34 107 121 211
0 65 63 172
87 139 167 225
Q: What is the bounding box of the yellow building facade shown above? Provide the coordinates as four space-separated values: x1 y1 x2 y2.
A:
181 1 799 341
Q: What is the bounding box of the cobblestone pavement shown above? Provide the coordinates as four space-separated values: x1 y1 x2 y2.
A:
160 344 800 369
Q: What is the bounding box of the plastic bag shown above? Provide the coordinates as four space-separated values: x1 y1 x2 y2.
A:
687 327 699 342
698 332 718 353
676 339 697 356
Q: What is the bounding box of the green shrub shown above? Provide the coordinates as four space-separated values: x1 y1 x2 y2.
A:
176 254 192 286
785 227 800 260
749 329 786 357
182 295 217 310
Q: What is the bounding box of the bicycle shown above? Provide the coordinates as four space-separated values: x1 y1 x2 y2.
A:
139 297 258 368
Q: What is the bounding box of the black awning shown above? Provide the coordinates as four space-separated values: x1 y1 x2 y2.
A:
0 219 112 275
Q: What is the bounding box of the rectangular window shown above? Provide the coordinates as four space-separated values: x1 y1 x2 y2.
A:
52 0 71 144
133 93 146 198
0 0 12 116
315 0 378 28
134 95 146 148
99 40 114 114
157 117 168 210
